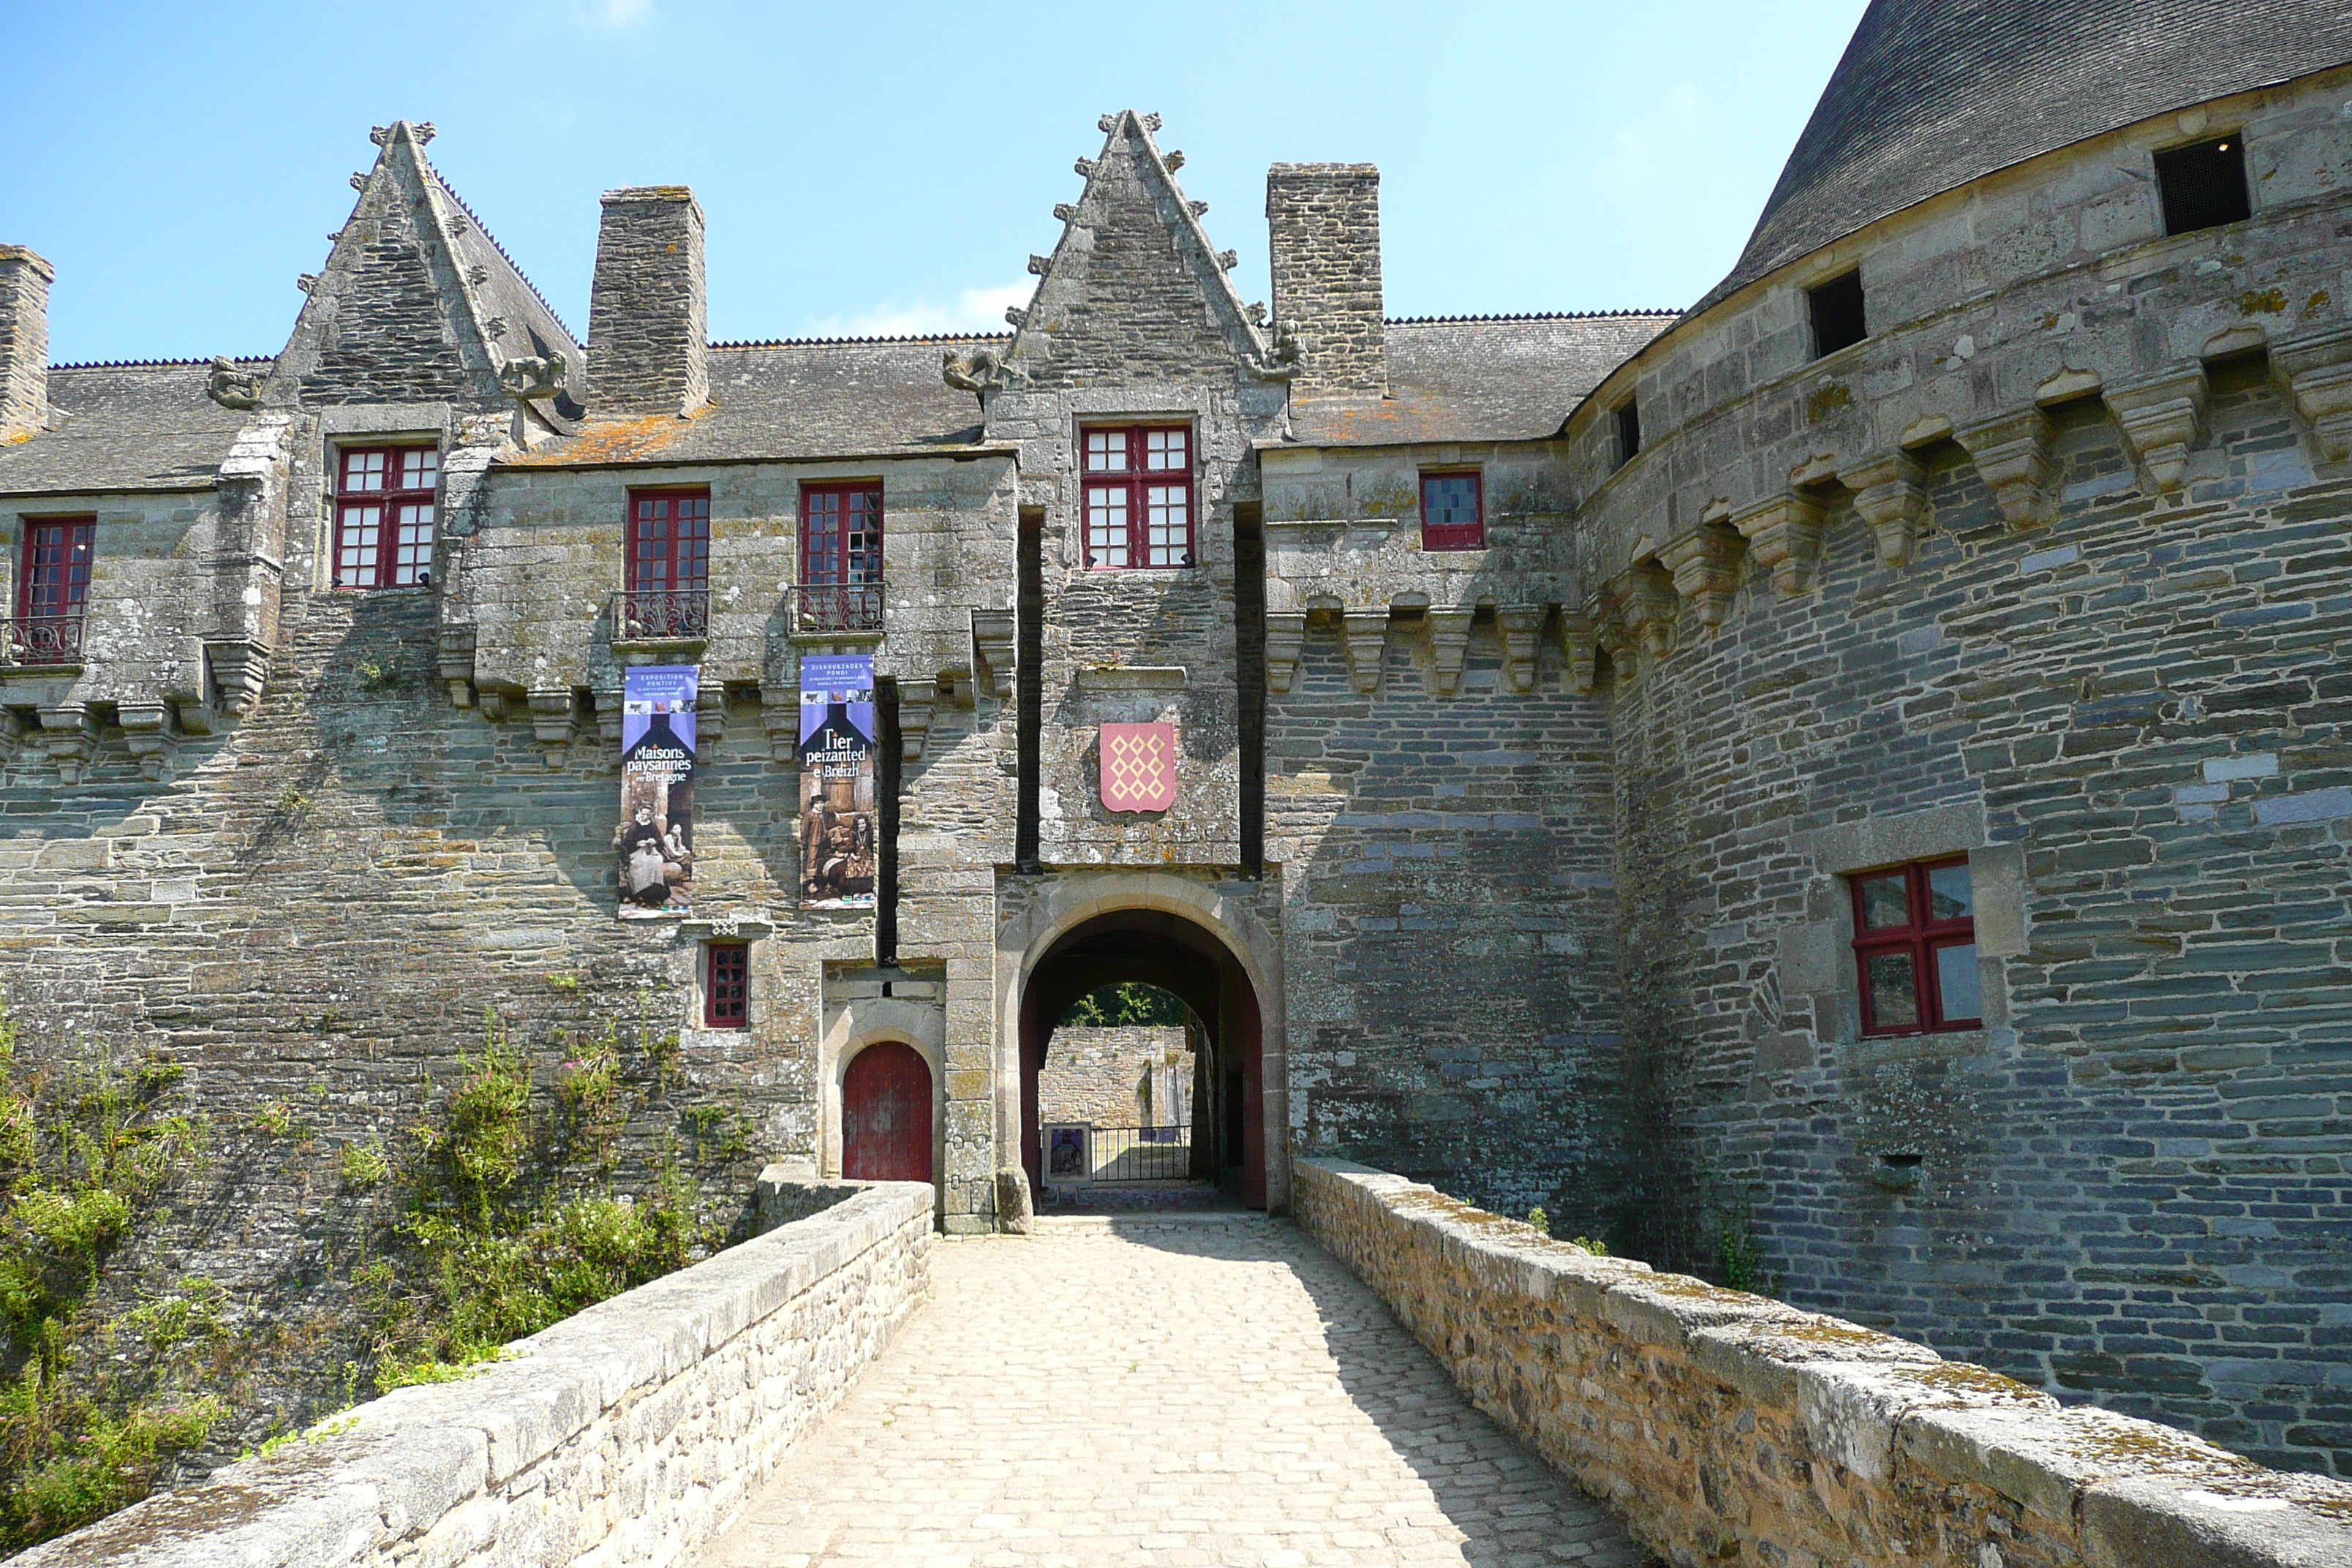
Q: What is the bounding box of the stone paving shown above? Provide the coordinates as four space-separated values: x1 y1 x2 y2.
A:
698 1213 1646 1568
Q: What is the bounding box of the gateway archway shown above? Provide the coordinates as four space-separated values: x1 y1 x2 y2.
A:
1014 904 1268 1208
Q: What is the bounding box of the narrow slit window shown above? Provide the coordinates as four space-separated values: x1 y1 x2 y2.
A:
1419 472 1484 551
1082 424 1194 569
334 445 439 588
1616 401 1641 468
705 941 749 1029
1850 856 1980 1036
2155 136 2250 235
1808 270 1867 358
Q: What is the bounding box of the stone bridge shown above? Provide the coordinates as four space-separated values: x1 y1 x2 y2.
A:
25 1165 2352 1568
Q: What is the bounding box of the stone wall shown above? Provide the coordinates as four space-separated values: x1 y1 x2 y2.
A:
1038 1024 1188 1128
15 1176 935 1568
1294 1158 2352 1568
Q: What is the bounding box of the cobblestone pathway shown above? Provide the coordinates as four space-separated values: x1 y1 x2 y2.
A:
699 1214 1645 1568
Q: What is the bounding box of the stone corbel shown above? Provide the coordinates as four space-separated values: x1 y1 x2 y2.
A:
1656 527 1744 629
117 702 176 781
527 687 580 769
1495 606 1545 695
1596 611 1639 687
594 685 625 750
203 638 272 719
1610 565 1679 660
39 706 97 784
2270 323 2352 463
0 709 28 766
1839 453 1930 567
1423 608 1474 697
762 691 799 763
698 686 728 747
1264 611 1306 695
1556 612 1599 695
970 610 1015 701
1340 609 1388 693
2103 366 2208 494
435 625 478 709
1731 492 1829 597
896 679 937 761
1956 409 2056 529
938 663 976 711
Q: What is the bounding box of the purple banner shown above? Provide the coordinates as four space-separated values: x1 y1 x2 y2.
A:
798 654 875 910
617 664 697 919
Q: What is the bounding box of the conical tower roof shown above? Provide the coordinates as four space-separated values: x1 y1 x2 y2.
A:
1695 0 2352 314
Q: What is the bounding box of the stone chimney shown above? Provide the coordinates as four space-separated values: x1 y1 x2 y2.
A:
587 187 707 419
0 246 54 441
1265 165 1388 399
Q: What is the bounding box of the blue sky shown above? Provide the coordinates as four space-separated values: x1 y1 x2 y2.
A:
3 1 1872 363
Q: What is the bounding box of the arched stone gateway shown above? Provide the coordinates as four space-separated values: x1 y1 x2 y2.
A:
997 873 1284 1214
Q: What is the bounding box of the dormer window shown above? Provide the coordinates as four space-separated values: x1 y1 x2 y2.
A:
1083 424 1193 569
1419 472 1484 551
333 444 439 588
1807 270 1866 359
2156 135 2250 235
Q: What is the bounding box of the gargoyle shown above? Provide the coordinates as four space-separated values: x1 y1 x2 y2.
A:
941 347 1010 396
1251 320 1304 382
499 352 568 402
205 357 264 411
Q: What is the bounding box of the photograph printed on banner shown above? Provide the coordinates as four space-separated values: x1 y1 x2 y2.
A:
797 655 875 909
615 665 698 919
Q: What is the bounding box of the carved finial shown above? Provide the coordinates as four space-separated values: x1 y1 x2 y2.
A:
1142 113 1162 132
415 121 435 143
350 172 369 191
445 216 468 237
1074 157 1094 176
1216 250 1238 271
1004 306 1028 328
1244 301 1268 325
483 317 508 340
465 263 490 284
297 274 320 293
205 356 263 411
1052 203 1076 222
1098 113 1118 132
369 126 393 147
327 229 344 244
1028 255 1051 276
1188 200 1208 217
1165 150 1184 170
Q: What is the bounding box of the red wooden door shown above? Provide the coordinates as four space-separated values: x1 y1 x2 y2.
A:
843 1042 932 1183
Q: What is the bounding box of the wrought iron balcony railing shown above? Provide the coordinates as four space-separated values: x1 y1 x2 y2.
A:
792 581 885 634
611 589 709 643
1 614 86 667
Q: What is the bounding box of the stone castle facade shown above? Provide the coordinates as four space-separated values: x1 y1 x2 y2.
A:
1 0 2349 1475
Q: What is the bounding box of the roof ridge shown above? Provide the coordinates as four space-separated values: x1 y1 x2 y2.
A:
49 355 275 370
708 331 1014 349
1385 309 1683 324
430 165 576 343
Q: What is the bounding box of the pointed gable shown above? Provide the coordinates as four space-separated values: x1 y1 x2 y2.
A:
265 121 578 410
1009 110 1268 390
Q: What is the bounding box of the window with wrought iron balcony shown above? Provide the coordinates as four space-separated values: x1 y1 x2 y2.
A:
614 489 711 649
794 482 883 633
5 516 91 668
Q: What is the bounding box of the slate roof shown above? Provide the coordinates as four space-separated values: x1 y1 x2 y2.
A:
1697 0 2352 314
1284 313 1677 448
0 361 263 496
502 336 998 467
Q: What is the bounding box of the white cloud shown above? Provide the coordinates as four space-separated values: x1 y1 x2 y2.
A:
813 280 1036 339
572 0 654 26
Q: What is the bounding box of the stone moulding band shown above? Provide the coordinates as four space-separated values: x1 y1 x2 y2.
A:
14 1177 937 1568
1289 1158 2352 1568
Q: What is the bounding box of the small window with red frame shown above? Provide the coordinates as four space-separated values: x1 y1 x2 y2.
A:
1083 424 1194 568
1850 857 1980 1036
334 445 439 588
705 941 749 1029
1420 472 1484 551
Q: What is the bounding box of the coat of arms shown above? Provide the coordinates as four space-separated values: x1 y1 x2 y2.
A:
1099 722 1178 813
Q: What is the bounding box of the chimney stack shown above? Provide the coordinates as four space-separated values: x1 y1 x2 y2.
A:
587 188 707 419
0 246 54 441
1265 165 1388 400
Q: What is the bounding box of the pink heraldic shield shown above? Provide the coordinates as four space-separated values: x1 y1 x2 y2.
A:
1098 721 1177 813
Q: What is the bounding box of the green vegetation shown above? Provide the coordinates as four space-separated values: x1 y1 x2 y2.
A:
1058 981 1189 1029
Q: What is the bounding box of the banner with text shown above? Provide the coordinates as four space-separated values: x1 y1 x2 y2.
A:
799 654 875 910
617 665 697 920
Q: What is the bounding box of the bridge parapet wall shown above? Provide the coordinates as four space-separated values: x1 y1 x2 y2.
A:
1294 1158 2352 1568
18 1175 935 1568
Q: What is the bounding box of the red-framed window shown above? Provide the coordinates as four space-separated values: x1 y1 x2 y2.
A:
333 445 439 588
799 483 883 585
704 941 749 1029
1850 856 1980 1036
18 517 94 619
1083 424 1194 569
1420 472 1484 551
627 489 712 596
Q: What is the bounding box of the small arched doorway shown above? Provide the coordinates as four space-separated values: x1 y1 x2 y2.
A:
843 1041 934 1182
1017 907 1266 1207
